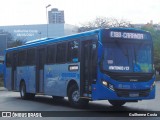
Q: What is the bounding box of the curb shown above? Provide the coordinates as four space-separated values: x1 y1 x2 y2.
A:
0 87 7 91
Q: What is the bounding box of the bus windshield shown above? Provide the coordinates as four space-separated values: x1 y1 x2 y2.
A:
102 42 153 73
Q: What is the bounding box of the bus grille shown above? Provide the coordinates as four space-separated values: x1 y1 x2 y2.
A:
115 89 150 98
104 72 154 82
111 75 152 82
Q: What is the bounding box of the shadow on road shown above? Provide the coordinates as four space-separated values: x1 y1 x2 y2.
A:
14 95 148 112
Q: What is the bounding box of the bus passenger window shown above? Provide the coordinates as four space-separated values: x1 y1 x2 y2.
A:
56 43 67 63
27 49 35 65
47 45 56 64
6 53 12 67
18 51 26 66
67 40 79 62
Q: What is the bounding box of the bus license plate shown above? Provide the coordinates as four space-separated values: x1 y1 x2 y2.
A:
129 93 139 97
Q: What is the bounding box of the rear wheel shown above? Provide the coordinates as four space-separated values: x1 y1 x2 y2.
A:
20 81 35 100
108 100 126 107
68 85 89 108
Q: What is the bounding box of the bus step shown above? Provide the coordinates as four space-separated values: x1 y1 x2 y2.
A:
83 93 92 98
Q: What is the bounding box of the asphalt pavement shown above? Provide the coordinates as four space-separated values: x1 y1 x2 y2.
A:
0 81 160 120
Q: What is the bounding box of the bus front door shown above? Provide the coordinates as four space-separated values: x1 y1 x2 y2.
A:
80 40 97 98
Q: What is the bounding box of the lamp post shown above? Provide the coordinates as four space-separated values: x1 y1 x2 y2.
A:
46 4 51 38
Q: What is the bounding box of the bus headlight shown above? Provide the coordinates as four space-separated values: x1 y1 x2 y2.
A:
101 80 115 91
102 80 108 86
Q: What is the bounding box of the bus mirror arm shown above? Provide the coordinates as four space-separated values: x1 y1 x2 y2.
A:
98 41 103 46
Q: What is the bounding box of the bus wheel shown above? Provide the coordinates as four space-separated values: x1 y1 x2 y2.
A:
68 85 89 108
20 82 35 100
20 82 27 99
108 100 126 107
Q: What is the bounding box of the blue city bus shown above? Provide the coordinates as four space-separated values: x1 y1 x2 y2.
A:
4 28 155 107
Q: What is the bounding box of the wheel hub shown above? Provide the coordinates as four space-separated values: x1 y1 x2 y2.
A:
72 90 80 102
21 86 24 97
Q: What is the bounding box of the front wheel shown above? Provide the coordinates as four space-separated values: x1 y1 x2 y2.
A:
68 85 89 108
108 100 126 107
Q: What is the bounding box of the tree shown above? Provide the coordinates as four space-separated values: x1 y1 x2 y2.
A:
0 29 24 48
7 39 24 48
141 26 160 71
78 17 132 32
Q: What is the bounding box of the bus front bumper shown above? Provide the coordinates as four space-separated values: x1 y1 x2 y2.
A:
91 83 155 101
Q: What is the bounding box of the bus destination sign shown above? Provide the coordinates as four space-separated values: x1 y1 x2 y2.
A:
110 31 145 40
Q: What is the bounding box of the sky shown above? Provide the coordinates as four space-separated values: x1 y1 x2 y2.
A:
0 0 160 26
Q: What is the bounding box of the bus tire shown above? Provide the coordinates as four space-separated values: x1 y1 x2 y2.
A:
20 81 35 100
68 85 89 108
108 100 126 107
20 81 27 99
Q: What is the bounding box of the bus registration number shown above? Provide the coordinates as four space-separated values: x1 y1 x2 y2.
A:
129 93 139 97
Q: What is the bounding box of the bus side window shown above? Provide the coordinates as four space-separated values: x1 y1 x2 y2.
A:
6 53 12 67
56 43 67 63
67 40 79 62
47 45 56 64
18 50 27 66
27 49 36 65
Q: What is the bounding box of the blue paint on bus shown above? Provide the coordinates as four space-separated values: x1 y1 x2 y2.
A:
3 28 155 107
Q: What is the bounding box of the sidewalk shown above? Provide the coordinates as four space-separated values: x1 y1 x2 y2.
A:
0 87 7 91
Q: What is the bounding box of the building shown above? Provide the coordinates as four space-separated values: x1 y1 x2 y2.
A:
48 8 65 24
0 23 78 60
0 24 78 42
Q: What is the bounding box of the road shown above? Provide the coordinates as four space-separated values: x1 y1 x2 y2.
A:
0 81 160 120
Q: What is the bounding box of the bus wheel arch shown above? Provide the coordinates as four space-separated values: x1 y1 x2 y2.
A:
67 80 89 108
67 80 78 96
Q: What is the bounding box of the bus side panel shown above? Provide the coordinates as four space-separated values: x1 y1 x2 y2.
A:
5 67 12 90
27 66 36 93
44 63 80 97
17 66 36 93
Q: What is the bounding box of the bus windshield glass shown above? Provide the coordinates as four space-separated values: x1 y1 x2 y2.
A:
102 42 153 73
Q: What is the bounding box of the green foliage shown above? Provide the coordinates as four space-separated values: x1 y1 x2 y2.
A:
141 26 160 71
78 17 131 32
7 39 24 48
0 29 24 48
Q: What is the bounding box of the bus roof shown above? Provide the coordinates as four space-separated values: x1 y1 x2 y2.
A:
6 28 101 52
5 27 150 52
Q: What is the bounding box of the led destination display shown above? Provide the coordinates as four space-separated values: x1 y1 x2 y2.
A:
110 31 145 40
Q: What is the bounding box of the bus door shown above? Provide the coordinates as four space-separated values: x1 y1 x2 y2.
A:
12 52 18 90
80 40 97 97
36 47 46 93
